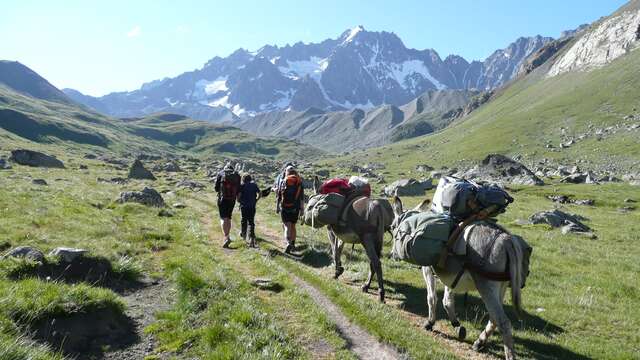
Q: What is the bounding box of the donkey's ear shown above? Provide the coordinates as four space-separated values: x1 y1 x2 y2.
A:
413 198 431 212
392 196 403 216
313 175 321 194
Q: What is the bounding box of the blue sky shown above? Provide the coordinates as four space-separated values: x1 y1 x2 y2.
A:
0 0 627 96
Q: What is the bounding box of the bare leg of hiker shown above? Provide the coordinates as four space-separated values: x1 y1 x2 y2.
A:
284 222 296 253
221 217 231 247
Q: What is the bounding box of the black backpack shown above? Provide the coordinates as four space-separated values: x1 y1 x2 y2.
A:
220 170 240 200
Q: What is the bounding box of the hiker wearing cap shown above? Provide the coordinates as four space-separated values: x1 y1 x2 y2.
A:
278 167 304 253
237 173 261 248
214 163 241 248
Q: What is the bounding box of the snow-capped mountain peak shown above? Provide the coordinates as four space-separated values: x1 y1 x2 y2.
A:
64 27 553 120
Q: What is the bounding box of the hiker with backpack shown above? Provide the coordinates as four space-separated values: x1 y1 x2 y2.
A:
273 161 294 213
214 163 241 248
278 166 304 253
237 173 261 248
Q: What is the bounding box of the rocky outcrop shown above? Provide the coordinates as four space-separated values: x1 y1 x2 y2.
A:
127 160 156 180
116 187 165 207
383 178 432 196
456 154 543 186
9 149 65 168
548 9 640 76
4 246 45 262
518 36 574 76
529 209 593 237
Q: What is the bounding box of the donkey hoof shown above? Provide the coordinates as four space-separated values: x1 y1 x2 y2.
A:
456 326 467 340
472 339 485 352
361 284 369 293
423 321 435 331
379 293 385 303
334 266 344 279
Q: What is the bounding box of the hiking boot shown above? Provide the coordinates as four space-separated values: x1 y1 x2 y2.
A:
249 238 257 248
222 238 231 248
284 244 293 254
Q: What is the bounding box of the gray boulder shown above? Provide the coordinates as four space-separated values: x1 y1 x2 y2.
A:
117 187 165 207
9 149 65 168
128 159 156 180
32 179 48 186
384 178 430 197
154 161 181 173
49 247 87 263
416 164 434 173
176 179 205 191
0 158 11 170
458 154 543 186
560 171 598 184
316 169 330 178
4 246 45 262
529 209 592 234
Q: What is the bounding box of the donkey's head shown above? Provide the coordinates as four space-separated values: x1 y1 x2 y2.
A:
312 175 321 195
390 196 431 234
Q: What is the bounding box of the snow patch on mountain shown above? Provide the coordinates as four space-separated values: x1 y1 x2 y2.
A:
278 57 326 80
390 60 445 90
194 77 228 99
343 25 365 44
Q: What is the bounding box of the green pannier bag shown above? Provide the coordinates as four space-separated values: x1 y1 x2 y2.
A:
391 212 455 266
303 193 345 228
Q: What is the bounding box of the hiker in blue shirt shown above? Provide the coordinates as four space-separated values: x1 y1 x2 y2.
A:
237 173 261 248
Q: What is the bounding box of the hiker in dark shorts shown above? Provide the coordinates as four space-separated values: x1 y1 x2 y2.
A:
237 173 261 248
278 167 304 253
214 163 241 248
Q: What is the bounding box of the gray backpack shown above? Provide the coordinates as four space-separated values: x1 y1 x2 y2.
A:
303 193 345 228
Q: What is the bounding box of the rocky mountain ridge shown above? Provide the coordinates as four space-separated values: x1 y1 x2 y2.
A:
63 27 553 121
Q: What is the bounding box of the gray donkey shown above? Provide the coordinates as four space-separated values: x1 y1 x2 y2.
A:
312 177 394 302
391 196 532 360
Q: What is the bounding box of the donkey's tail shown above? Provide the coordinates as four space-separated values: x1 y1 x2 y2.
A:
506 235 524 315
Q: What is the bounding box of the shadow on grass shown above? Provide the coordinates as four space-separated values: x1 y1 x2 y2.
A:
33 307 139 359
4 256 145 293
383 278 588 359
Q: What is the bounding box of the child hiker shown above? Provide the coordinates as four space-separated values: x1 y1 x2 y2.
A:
237 173 261 248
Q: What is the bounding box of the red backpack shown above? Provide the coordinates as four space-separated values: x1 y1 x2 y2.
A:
280 174 302 209
220 170 240 200
320 178 351 196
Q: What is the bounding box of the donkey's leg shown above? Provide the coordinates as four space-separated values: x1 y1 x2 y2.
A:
328 230 344 279
443 286 466 340
362 262 374 293
474 280 516 360
473 284 507 351
362 234 385 303
421 266 438 330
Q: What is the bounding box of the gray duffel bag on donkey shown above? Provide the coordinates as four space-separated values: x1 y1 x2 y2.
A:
303 193 345 228
391 211 456 266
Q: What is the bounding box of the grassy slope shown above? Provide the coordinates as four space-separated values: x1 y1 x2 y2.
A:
329 49 640 175
0 85 320 161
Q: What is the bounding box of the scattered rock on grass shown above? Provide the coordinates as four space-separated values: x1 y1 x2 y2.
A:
158 209 174 217
117 187 165 207
4 246 45 262
172 203 186 209
49 247 87 263
10 149 65 168
252 278 283 292
456 154 544 186
127 160 156 180
176 179 205 191
0 157 11 169
529 209 593 236
384 178 431 196
32 179 48 186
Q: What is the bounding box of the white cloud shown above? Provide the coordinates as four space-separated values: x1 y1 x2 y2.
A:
126 25 141 38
